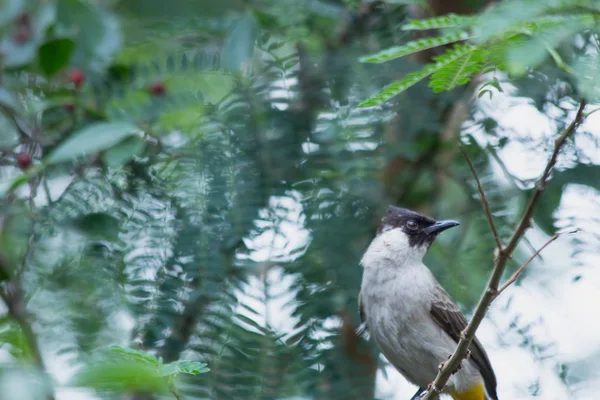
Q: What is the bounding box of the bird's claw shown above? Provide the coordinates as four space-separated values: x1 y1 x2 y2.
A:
438 354 463 374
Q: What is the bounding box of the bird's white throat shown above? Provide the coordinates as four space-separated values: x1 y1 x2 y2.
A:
360 227 427 270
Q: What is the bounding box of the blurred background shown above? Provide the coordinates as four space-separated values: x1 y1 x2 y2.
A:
0 0 599 399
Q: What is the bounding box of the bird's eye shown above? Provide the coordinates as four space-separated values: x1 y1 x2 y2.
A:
406 220 418 231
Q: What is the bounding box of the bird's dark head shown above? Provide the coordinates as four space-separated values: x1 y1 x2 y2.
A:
377 205 460 248
361 206 460 268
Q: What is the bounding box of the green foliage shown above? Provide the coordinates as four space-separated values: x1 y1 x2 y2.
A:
360 0 600 105
429 47 486 92
0 0 598 399
72 346 209 396
359 44 477 106
359 31 470 63
46 122 142 164
401 13 474 31
38 38 75 76
68 212 121 242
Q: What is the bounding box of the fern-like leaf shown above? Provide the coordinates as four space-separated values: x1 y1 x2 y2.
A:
359 44 476 107
359 31 471 64
430 47 485 92
402 13 474 31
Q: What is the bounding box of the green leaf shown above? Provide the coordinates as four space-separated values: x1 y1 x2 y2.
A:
69 213 120 242
1 3 55 68
574 53 600 103
159 360 210 377
359 32 470 64
109 346 160 366
72 359 167 394
102 136 146 168
0 317 34 362
402 13 474 31
359 44 476 107
56 0 122 70
430 47 485 92
38 38 75 76
46 122 142 164
222 13 259 73
0 205 32 272
0 114 19 149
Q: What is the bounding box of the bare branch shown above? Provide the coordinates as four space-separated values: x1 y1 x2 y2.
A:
0 242 54 400
496 229 580 295
459 144 503 251
420 100 587 400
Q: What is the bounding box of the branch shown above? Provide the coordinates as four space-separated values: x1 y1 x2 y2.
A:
459 144 503 251
0 255 55 400
421 100 586 400
496 229 579 295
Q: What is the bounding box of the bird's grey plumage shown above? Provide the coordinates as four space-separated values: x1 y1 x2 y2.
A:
359 206 498 400
430 287 498 400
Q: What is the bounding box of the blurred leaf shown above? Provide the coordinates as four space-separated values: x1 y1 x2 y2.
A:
0 3 55 68
0 88 19 110
0 0 25 27
69 213 120 242
55 0 122 69
72 358 168 394
222 13 258 73
360 32 470 64
0 317 33 363
102 136 146 168
0 114 19 149
402 13 474 31
38 38 75 76
46 122 142 164
575 53 600 103
110 346 160 366
0 205 32 271
159 360 210 377
359 44 476 106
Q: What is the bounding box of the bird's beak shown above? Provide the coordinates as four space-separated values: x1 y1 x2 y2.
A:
425 220 460 235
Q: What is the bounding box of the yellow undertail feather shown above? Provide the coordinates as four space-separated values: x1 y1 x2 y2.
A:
448 383 486 400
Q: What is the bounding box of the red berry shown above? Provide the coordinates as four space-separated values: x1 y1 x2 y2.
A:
149 81 166 96
17 153 31 169
64 103 74 112
69 69 85 89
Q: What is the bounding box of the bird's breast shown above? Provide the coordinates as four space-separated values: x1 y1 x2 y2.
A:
360 263 479 389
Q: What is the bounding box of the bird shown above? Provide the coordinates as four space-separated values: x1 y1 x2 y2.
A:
358 205 498 400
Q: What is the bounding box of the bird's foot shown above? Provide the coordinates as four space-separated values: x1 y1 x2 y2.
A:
426 383 442 394
438 354 463 374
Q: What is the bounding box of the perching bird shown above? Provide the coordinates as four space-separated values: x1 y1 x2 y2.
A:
358 206 498 400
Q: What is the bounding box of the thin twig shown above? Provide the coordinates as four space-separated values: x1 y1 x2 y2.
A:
496 229 580 295
0 239 54 400
459 144 503 251
168 378 183 400
421 100 587 400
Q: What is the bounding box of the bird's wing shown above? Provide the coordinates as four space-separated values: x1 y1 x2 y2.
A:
357 291 369 337
430 286 498 400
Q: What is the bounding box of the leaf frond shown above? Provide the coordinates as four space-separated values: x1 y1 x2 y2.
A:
359 44 477 106
360 31 471 64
